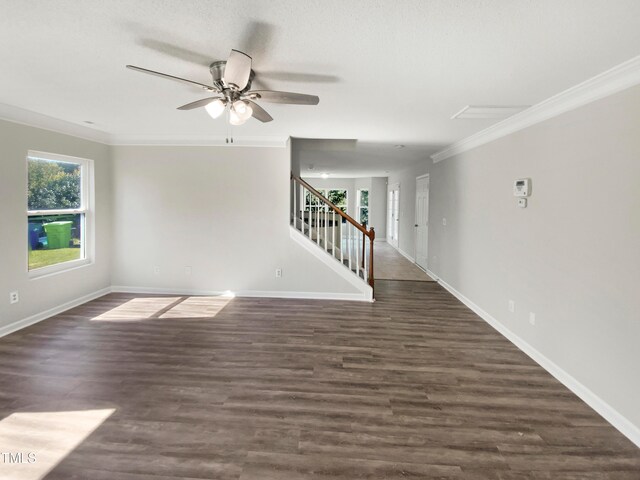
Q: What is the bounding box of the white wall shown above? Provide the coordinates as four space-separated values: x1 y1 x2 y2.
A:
0 120 112 330
387 161 431 258
110 145 361 296
370 177 387 241
428 84 640 432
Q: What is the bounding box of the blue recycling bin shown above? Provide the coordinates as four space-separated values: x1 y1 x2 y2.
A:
28 223 40 250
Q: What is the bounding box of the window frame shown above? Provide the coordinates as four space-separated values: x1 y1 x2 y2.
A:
302 188 348 215
304 188 327 212
26 150 94 278
357 188 369 225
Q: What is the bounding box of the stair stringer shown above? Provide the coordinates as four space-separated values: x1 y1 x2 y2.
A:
289 226 373 302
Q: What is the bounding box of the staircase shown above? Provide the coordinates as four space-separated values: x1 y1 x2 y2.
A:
290 174 375 297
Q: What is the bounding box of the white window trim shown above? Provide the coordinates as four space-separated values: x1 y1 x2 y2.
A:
356 188 369 224
27 150 95 279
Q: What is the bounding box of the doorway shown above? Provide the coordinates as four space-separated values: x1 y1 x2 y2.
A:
387 183 400 248
415 175 429 271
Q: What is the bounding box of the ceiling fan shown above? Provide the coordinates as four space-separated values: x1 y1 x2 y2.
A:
126 49 320 125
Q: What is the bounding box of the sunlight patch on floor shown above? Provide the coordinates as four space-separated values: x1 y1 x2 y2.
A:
91 295 233 321
91 296 182 321
159 296 233 318
0 408 115 479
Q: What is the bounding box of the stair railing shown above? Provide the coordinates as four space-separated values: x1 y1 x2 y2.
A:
291 173 375 292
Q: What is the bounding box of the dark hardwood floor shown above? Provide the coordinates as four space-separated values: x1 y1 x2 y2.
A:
0 280 638 479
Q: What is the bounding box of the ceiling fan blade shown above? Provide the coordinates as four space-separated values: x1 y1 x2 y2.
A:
126 65 216 91
223 50 252 90
247 101 273 123
258 71 339 83
246 90 319 105
177 97 222 110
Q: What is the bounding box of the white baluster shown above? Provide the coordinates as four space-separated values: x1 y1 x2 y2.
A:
302 187 311 240
364 236 368 281
340 217 344 265
316 197 320 245
309 190 313 238
292 180 297 228
332 210 336 258
324 204 328 252
347 222 352 271
355 228 360 278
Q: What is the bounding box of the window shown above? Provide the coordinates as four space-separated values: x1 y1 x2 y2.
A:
304 189 348 218
326 190 347 215
27 151 92 275
357 189 369 225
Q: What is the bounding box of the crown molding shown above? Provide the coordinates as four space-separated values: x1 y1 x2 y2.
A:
0 103 111 144
0 102 289 148
431 55 640 163
109 134 289 148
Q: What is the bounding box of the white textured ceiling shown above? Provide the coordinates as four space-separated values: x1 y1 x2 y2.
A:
1 0 639 174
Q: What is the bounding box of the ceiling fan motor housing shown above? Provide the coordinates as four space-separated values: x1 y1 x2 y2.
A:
209 61 255 92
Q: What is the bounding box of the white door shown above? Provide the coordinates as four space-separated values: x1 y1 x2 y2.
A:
387 183 400 248
415 175 429 270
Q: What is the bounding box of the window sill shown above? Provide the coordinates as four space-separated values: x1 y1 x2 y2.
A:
28 258 93 280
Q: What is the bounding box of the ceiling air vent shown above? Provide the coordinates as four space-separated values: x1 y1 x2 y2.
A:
451 105 530 120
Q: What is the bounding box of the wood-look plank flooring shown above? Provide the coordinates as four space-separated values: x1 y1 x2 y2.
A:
374 242 435 281
0 281 638 479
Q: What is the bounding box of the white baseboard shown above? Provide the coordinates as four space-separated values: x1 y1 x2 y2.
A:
397 248 416 263
111 285 371 302
233 290 370 301
0 287 111 338
425 268 439 281
387 241 416 263
433 273 640 448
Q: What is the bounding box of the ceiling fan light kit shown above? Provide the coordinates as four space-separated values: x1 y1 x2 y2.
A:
204 99 227 119
126 49 319 126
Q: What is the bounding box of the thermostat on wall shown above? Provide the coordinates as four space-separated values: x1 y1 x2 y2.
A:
513 178 531 197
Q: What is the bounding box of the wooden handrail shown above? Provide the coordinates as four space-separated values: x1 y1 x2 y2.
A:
291 174 374 239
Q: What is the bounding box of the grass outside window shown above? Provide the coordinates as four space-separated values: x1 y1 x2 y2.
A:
28 248 82 270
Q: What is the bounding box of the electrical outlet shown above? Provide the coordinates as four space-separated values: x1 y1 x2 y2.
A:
442 218 447 226
184 266 192 275
153 266 160 275
275 268 282 278
9 291 19 304
529 312 536 326
508 300 515 313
